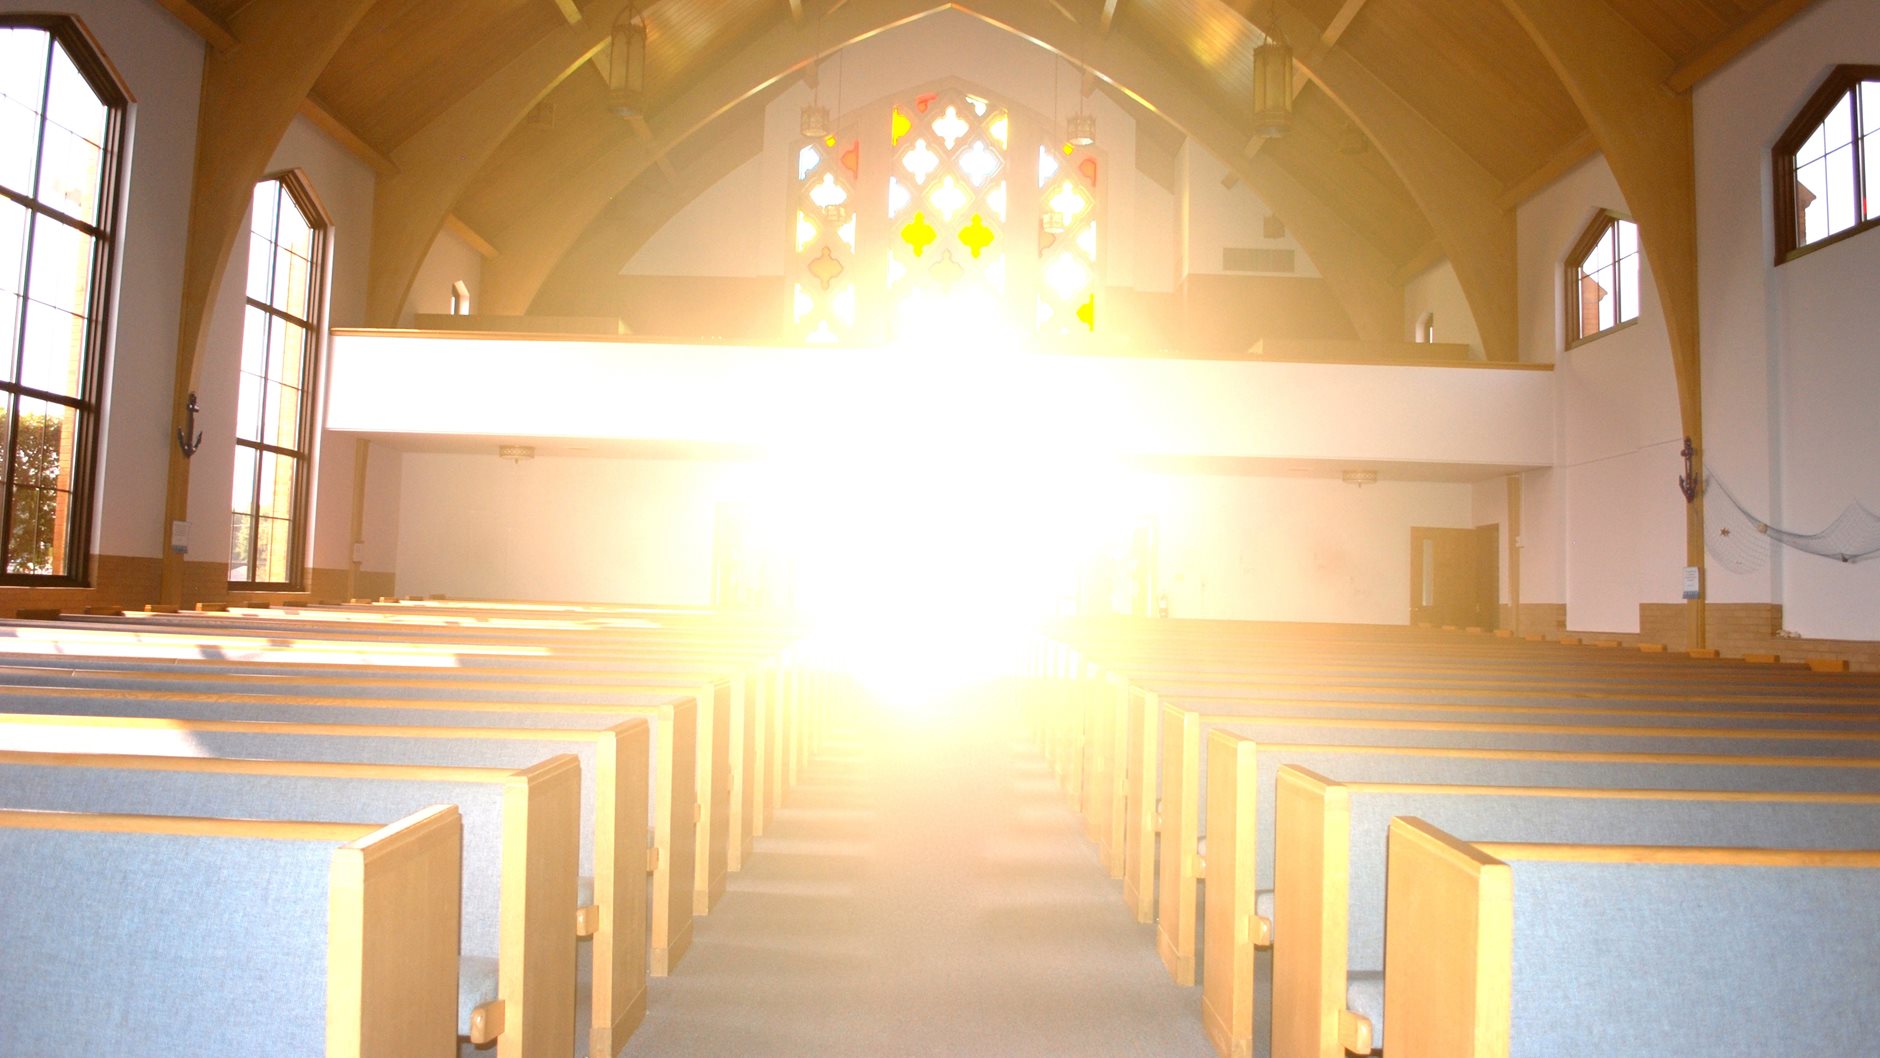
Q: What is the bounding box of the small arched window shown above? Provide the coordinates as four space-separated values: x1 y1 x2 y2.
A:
1774 65 1880 262
0 17 128 583
1564 211 1640 347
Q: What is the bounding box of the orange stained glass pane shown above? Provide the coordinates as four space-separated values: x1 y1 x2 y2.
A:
915 92 938 114
1079 156 1099 188
840 140 860 180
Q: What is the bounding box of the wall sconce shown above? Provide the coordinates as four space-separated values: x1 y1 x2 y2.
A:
498 444 535 463
1342 469 1378 487
1041 210 1069 235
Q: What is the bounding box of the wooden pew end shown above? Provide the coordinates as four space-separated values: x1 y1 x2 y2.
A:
1251 914 1272 948
1808 657 1851 673
1338 1010 1373 1054
575 904 600 938
1689 647 1721 659
468 999 505 1045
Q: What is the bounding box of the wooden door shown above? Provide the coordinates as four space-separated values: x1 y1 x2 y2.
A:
1410 527 1497 629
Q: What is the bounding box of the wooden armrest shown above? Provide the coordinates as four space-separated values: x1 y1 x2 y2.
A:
646 847 660 874
575 904 600 938
1190 852 1206 880
1339 1010 1373 1054
1251 914 1272 948
469 1000 506 1045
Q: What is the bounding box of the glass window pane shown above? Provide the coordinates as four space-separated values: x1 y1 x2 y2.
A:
230 444 256 515
228 511 251 581
274 245 311 319
1823 93 1855 152
1593 265 1616 332
7 396 71 575
1864 82 1880 137
43 43 105 149
0 29 48 115
1800 112 1828 163
266 516 293 583
24 218 93 314
266 382 301 450
0 96 41 198
1865 131 1880 224
249 513 272 582
1617 219 1637 258
1618 253 1641 324
34 120 99 225
246 230 274 303
276 194 312 260
250 181 278 240
256 449 295 519
1826 143 1858 234
271 320 306 386
236 370 263 442
1798 157 1829 243
19 301 84 396
0 196 27 299
240 304 268 378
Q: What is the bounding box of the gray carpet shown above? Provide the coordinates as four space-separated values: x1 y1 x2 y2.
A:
619 689 1218 1057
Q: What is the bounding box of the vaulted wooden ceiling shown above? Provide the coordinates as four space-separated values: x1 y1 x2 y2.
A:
161 0 1817 352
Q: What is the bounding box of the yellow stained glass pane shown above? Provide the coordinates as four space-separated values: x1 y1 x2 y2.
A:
988 112 1009 150
965 94 990 117
891 106 912 146
927 174 971 222
1076 221 1098 261
958 214 994 258
795 211 818 253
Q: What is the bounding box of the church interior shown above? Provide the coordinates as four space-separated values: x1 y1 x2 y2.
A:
0 0 1878 1055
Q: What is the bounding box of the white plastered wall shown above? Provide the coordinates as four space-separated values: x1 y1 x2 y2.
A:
1695 0 1880 637
1403 261 1482 358
1514 155 1685 632
402 225 486 324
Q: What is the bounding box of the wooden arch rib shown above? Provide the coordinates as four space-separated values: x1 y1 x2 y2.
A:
473 0 1403 342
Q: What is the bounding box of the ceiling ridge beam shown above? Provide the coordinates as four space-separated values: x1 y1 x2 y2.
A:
152 0 237 51
299 95 398 175
1665 0 1820 93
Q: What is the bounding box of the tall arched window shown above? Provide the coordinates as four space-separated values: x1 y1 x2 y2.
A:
1774 65 1880 262
0 17 126 582
230 174 327 590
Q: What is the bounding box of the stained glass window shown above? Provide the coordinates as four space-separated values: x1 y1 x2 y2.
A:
231 176 325 588
791 131 859 343
887 90 1010 339
0 18 124 582
1038 143 1102 334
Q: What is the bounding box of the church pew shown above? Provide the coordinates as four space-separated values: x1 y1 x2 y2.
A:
0 676 716 928
0 749 580 1057
1149 707 1880 985
1271 768 1880 1058
0 804 461 1058
1382 818 1880 1058
0 713 652 1058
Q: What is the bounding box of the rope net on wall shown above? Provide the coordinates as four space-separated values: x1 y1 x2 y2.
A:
1704 471 1880 573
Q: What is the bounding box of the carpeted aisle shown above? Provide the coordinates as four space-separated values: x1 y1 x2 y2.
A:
618 687 1219 1057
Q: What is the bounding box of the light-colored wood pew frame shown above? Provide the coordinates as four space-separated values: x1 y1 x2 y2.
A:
1278 772 1880 1058
0 750 579 1058
0 712 651 1058
0 804 462 1058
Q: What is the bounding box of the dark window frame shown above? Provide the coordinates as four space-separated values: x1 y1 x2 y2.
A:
228 171 328 593
0 15 130 586
1773 65 1880 264
1563 209 1641 349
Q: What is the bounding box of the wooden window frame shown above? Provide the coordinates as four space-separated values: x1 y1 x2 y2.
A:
228 171 329 593
1563 209 1640 349
0 15 129 586
1773 65 1880 264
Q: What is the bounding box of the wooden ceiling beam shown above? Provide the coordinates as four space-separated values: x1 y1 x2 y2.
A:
1390 239 1445 286
625 114 681 184
1319 0 1371 50
788 0 805 25
1665 0 1820 93
444 213 500 258
151 0 237 51
160 0 378 604
298 96 398 175
1497 0 1706 640
364 0 642 327
548 0 583 25
1099 0 1122 35
1494 128 1595 210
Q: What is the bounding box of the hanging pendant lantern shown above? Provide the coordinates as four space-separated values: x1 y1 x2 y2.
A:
1251 37 1293 139
822 202 849 226
1067 112 1096 147
607 8 647 118
1042 210 1069 235
800 101 831 139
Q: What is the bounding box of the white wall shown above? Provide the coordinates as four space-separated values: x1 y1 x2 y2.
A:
1403 261 1481 358
395 454 748 603
1514 154 1685 630
1177 139 1320 279
0 0 207 560
1156 476 1473 623
403 225 485 324
622 152 764 278
1695 0 1880 636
